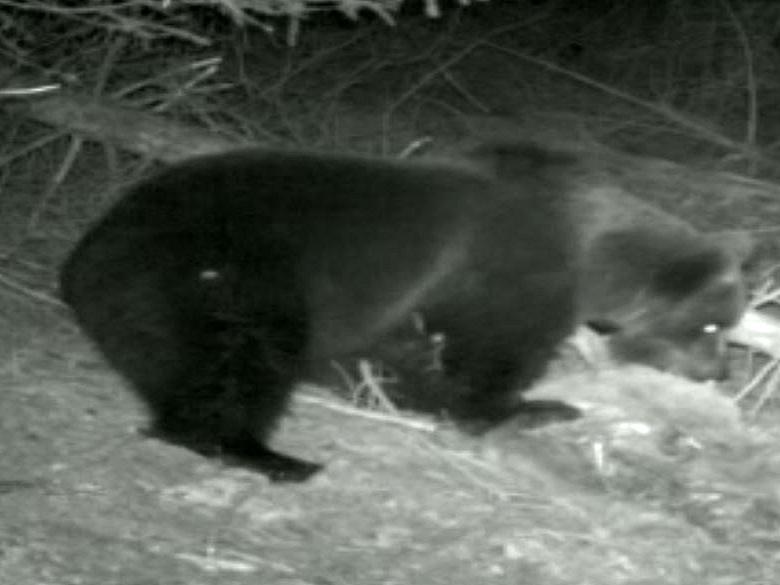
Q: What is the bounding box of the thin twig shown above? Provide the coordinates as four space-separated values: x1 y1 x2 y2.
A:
296 388 437 433
719 0 758 174
26 135 83 234
734 357 779 403
747 359 780 417
0 272 62 307
380 17 553 154
357 359 400 414
0 132 67 168
484 42 749 154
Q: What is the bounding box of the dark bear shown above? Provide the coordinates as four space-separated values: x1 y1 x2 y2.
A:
59 142 749 481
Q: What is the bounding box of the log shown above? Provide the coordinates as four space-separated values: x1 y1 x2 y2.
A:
2 73 248 163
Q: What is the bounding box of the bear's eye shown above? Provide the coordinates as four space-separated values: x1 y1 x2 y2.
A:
701 323 720 335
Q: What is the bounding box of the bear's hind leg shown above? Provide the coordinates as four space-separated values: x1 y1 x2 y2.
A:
148 293 322 482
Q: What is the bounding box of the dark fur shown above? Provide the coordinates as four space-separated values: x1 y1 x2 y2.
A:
59 143 748 481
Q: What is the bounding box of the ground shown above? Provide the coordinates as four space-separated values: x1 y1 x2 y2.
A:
2 2 780 584
3 347 778 584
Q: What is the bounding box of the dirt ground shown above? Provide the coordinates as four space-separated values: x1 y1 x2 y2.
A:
2 2 780 584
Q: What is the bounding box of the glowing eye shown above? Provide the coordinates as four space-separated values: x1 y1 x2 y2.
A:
702 323 720 335
199 269 221 281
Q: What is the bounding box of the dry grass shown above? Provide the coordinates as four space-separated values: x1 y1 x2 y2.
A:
2 1 780 584
0 0 410 47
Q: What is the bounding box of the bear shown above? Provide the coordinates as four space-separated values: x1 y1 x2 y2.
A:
59 141 750 481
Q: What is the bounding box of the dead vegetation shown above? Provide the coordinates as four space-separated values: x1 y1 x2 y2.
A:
2 1 780 584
